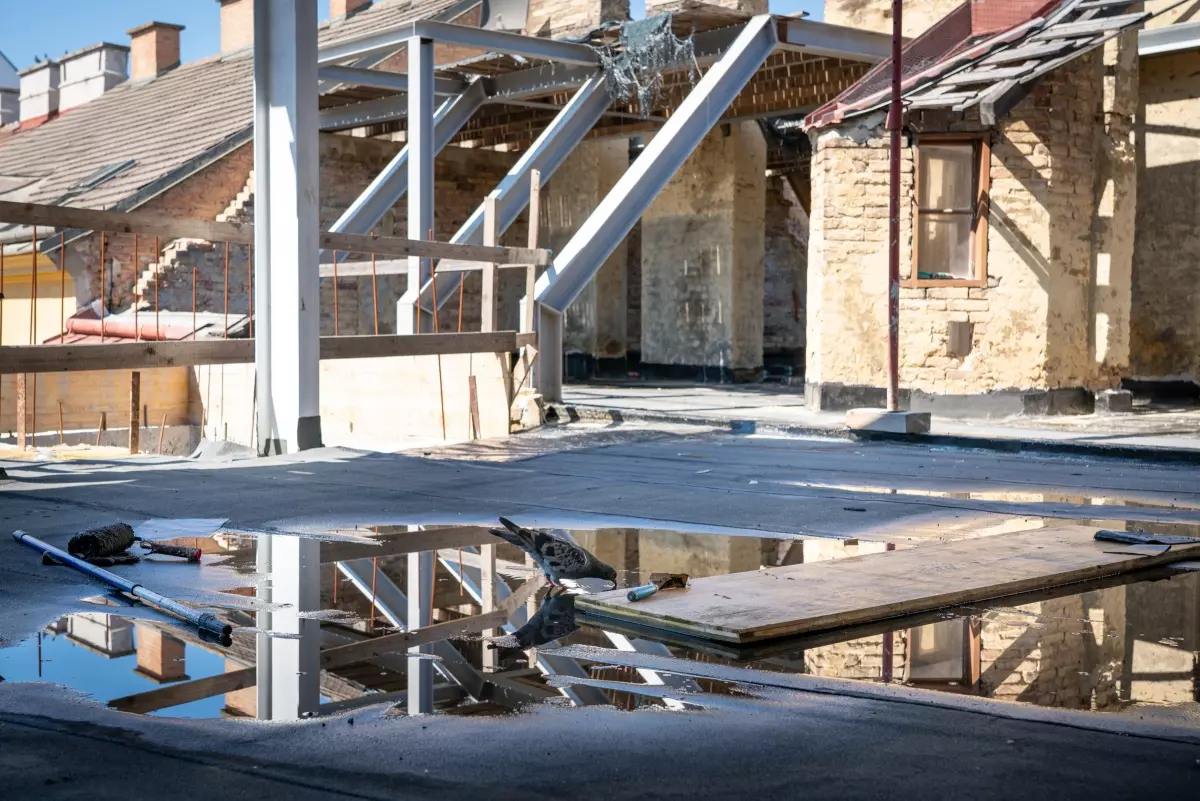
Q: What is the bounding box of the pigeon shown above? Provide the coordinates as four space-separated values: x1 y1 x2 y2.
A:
489 517 617 592
487 591 579 650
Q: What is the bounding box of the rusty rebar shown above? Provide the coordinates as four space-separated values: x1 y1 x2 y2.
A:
370 251 379 335
30 225 38 345
332 250 339 336
457 275 465 333
428 228 439 332
133 234 139 340
224 241 230 338
59 233 65 341
99 232 106 342
58 401 64 445
154 236 160 338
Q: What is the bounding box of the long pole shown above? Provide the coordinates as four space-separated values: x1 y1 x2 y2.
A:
887 0 903 413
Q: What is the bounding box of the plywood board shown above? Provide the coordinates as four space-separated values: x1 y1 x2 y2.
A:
575 526 1200 644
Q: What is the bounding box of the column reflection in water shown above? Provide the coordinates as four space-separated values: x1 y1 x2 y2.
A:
256 533 321 719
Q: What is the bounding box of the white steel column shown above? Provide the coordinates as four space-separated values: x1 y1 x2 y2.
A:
407 549 435 714
254 0 322 455
400 37 435 334
253 0 322 722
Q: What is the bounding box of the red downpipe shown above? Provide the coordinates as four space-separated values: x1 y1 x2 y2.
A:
887 0 903 412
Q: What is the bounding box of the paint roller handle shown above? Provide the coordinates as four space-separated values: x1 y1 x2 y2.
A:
140 541 203 562
627 583 658 602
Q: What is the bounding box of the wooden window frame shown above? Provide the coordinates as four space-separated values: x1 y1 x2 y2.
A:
905 133 991 289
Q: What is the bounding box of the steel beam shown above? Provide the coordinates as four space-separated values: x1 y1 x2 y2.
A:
437 550 610 706
407 550 436 714
1140 20 1200 56
405 74 611 322
783 17 894 62
253 0 322 457
336 559 487 700
326 81 486 239
318 64 465 95
319 94 408 131
484 25 756 101
403 37 436 335
535 15 779 315
319 19 600 67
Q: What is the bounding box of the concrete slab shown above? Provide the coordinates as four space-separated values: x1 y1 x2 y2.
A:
845 408 932 434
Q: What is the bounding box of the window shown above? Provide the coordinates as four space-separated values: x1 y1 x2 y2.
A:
909 135 990 286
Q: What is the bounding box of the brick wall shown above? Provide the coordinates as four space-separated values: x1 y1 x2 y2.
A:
763 176 808 361
108 135 525 336
806 52 1113 398
823 0 962 37
67 143 255 312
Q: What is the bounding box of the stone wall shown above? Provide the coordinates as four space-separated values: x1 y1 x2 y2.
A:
641 122 766 379
1131 48 1200 383
526 0 628 37
763 176 809 364
806 53 1116 407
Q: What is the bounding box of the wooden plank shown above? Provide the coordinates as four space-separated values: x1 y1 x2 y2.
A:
480 194 499 333
0 200 550 267
575 526 1200 644
128 371 140 454
15 373 27 449
0 332 538 374
109 666 255 714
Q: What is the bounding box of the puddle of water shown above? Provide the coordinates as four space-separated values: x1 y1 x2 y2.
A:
3 522 1198 722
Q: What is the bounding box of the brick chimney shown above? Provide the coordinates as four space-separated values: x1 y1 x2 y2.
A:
526 0 629 37
128 22 185 81
331 0 372 19
218 0 254 56
18 59 59 124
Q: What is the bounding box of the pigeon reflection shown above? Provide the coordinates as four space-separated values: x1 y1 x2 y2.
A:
487 589 580 650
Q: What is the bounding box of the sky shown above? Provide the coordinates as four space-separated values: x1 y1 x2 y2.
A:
0 0 825 74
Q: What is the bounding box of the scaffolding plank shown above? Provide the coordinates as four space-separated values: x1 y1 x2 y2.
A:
575 526 1200 644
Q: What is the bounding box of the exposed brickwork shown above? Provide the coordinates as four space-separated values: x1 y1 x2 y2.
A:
806 53 1116 397
128 22 183 82
219 0 254 55
823 0 962 37
763 176 808 361
1132 48 1200 382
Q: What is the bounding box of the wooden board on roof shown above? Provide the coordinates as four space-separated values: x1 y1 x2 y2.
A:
574 526 1200 644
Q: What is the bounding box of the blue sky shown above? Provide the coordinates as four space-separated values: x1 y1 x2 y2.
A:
0 1 824 73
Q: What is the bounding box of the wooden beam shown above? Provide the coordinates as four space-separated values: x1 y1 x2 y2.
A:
128 371 140 454
109 666 255 714
0 200 551 267
0 332 538 374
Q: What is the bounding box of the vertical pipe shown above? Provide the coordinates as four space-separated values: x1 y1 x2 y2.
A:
224 241 231 338
58 401 64 445
886 0 903 412
456 277 465 333
370 251 379 335
881 541 896 681
30 375 36 449
192 267 198 340
133 234 139 340
16 373 26 450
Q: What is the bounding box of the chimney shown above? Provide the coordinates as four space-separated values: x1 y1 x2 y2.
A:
58 43 129 112
0 89 16 125
218 0 254 56
18 59 59 124
128 22 185 82
331 0 372 18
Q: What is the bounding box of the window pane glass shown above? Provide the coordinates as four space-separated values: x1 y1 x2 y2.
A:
919 143 974 210
917 213 972 278
909 619 967 682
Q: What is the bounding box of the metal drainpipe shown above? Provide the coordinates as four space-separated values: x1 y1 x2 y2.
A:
887 0 903 412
